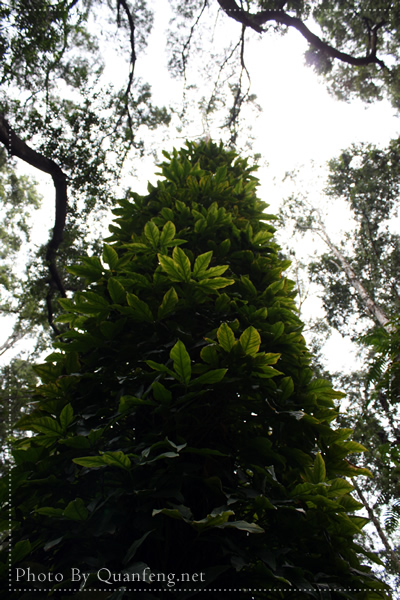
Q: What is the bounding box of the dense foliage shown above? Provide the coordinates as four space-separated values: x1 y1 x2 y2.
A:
0 142 390 598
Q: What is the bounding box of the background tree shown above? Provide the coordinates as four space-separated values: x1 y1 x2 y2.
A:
0 140 391 599
279 138 400 585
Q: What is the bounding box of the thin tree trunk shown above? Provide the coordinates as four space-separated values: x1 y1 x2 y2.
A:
353 479 400 572
314 218 392 332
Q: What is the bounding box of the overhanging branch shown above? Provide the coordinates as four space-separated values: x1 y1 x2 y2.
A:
216 0 388 70
0 114 67 333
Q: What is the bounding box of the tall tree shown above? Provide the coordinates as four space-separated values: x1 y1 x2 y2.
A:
0 141 390 598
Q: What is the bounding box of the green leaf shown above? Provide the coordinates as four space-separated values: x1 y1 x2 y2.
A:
202 264 229 278
143 451 179 464
336 440 368 453
31 417 62 437
35 507 64 518
144 221 160 248
145 360 176 378
266 279 285 295
240 275 257 296
190 369 227 386
192 510 234 529
102 451 132 470
59 404 73 431
152 507 193 522
73 451 131 470
200 345 219 365
32 362 59 382
192 251 213 278
197 277 234 290
64 498 88 521
11 540 31 565
172 246 191 282
328 479 354 497
152 381 172 404
103 244 119 269
240 326 261 356
279 376 294 401
158 287 179 319
217 322 236 352
119 396 155 412
313 453 326 483
159 221 176 246
170 340 191 385
73 455 107 468
108 277 126 304
158 254 186 282
218 520 264 534
68 256 103 282
126 293 153 322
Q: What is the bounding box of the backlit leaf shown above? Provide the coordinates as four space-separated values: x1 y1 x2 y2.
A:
197 277 234 290
144 221 160 248
159 221 176 246
192 250 213 278
217 323 235 352
240 326 261 356
172 246 191 282
170 339 191 385
102 451 132 470
189 369 227 386
158 287 179 319
158 253 185 281
103 244 119 269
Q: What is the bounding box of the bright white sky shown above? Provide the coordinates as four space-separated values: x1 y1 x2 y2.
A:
3 2 400 373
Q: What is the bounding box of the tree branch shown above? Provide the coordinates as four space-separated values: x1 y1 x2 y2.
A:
216 0 388 69
353 479 400 573
116 0 137 138
0 114 67 333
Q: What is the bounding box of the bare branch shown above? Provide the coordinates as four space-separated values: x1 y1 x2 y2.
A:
0 331 27 357
225 24 252 146
216 0 388 70
181 0 209 79
115 0 137 138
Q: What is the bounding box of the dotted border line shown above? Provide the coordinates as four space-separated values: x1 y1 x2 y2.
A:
9 589 372 594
